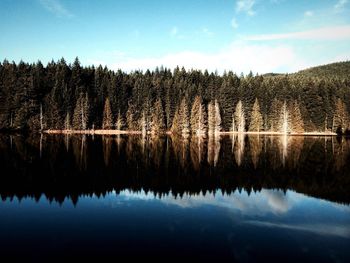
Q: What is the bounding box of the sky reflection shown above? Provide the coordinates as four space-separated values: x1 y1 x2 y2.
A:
109 188 350 239
0 187 349 261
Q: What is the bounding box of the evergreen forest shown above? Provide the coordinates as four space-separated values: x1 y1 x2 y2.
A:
1 58 350 135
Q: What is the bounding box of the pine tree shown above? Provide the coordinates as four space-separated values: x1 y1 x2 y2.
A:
126 101 136 131
289 100 304 133
73 92 89 130
46 99 61 130
179 97 190 137
214 99 221 136
280 101 290 134
102 97 113 129
150 98 165 135
234 100 245 132
249 98 263 132
82 93 89 130
40 103 43 131
72 96 81 130
164 79 175 130
170 107 181 135
231 117 236 133
190 95 207 137
64 112 71 130
115 110 124 130
333 98 349 133
269 98 283 132
140 110 148 137
207 101 215 136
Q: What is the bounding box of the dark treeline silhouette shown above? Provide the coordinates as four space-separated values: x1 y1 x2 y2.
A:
1 58 350 134
0 134 349 205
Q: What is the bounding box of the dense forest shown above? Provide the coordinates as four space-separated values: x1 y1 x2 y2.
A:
1 58 350 134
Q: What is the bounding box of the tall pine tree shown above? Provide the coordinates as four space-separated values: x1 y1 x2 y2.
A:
249 98 263 132
190 95 207 137
102 97 113 129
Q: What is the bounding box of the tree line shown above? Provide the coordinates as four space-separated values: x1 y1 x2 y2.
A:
1 58 350 134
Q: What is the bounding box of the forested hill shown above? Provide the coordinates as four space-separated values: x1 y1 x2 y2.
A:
0 58 350 134
294 61 350 79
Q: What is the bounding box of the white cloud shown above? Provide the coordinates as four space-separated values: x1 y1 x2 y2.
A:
109 41 306 74
334 0 348 12
38 0 73 18
304 10 313 17
245 25 350 41
231 18 239 29
246 221 350 238
170 26 178 37
236 0 256 16
88 26 350 75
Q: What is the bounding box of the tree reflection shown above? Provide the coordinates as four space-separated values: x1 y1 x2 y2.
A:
72 135 87 170
171 135 189 169
232 134 245 167
207 135 221 167
149 136 164 168
126 135 135 162
268 136 282 170
190 136 205 171
115 134 124 154
64 133 70 152
287 136 304 169
0 134 350 204
102 136 113 166
249 135 262 169
281 134 288 167
333 136 347 171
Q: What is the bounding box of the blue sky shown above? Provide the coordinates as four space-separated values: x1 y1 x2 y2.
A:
0 0 349 73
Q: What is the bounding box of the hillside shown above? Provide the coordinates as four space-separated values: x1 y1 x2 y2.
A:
294 61 350 79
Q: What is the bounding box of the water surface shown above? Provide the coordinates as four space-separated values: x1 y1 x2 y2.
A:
0 134 349 261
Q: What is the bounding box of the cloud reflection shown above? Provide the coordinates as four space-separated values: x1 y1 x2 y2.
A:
117 188 294 215
245 221 350 238
114 189 350 239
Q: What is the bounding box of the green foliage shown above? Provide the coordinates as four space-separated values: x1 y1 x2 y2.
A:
1 58 350 133
190 95 207 136
234 100 245 132
289 100 304 133
150 99 165 135
333 98 349 132
295 61 350 79
115 110 125 130
72 92 89 130
249 98 263 132
102 98 113 129
180 102 189 134
170 107 181 135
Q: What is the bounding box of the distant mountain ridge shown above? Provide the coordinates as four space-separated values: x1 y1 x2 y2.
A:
294 61 350 79
263 61 350 78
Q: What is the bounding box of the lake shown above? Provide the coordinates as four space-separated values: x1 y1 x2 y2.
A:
0 134 349 261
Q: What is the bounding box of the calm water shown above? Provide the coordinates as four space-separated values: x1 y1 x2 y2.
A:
0 134 349 261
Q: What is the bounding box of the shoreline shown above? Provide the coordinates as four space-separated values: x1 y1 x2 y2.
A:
44 129 141 135
43 130 338 136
